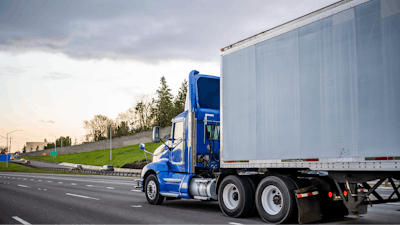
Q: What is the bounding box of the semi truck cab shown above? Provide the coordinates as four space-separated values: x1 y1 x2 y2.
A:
141 70 221 203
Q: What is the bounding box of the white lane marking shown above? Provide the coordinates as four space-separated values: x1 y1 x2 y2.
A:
38 188 41 190
12 177 15 179
86 185 93 187
47 181 52 182
18 178 20 179
387 202 400 205
0 173 138 186
18 185 29 188
131 205 142 208
30 179 34 181
131 190 142 192
12 216 31 225
43 189 46 191
38 180 42 181
106 187 114 189
229 223 243 225
66 193 100 200
23 178 26 180
58 182 63 184
71 183 77 185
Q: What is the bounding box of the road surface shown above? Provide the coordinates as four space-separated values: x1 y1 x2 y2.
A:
1 172 400 224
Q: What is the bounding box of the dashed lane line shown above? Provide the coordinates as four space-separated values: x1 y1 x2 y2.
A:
131 190 142 192
12 216 31 225
18 185 30 188
131 205 142 208
106 187 114 189
71 183 77 185
66 193 100 200
229 223 243 225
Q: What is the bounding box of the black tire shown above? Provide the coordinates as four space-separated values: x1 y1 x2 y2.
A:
145 174 164 205
255 176 298 224
218 175 254 218
243 176 257 216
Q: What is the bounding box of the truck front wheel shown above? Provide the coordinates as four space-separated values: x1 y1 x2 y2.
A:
255 176 297 223
218 175 254 217
145 174 164 205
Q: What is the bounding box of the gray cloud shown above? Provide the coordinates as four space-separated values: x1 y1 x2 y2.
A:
1 65 26 76
0 0 337 62
39 120 55 123
41 72 73 80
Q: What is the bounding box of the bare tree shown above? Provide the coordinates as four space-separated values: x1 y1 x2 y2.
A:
134 94 154 131
83 114 114 142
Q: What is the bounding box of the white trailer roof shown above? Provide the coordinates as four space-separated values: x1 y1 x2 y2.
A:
220 0 371 56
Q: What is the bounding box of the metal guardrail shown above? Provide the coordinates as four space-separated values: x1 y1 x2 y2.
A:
11 161 141 177
41 167 141 177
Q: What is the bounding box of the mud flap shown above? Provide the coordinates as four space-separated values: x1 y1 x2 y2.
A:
295 187 322 224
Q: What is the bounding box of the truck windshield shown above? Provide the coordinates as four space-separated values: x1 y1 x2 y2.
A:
197 77 220 110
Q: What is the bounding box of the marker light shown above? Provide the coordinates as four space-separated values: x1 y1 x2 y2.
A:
328 191 333 198
343 190 348 197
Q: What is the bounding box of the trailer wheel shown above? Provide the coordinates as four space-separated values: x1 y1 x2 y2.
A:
218 175 254 217
243 176 257 215
145 174 164 205
255 176 297 223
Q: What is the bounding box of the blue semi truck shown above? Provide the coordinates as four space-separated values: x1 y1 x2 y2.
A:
140 0 400 223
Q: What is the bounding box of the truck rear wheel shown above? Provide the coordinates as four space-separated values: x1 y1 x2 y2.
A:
218 175 254 217
145 174 164 205
255 176 297 223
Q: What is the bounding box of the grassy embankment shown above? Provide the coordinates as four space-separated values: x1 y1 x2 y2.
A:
0 162 88 174
23 142 161 168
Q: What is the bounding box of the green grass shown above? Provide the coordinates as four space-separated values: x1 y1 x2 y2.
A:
23 142 161 168
0 162 88 175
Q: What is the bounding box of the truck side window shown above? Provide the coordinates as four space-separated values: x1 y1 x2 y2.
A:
173 122 183 142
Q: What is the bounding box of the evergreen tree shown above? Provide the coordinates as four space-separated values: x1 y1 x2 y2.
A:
173 79 188 116
152 76 174 128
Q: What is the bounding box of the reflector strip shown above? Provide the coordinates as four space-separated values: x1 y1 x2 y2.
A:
282 158 319 162
296 191 319 198
365 156 400 160
224 160 249 163
358 188 368 193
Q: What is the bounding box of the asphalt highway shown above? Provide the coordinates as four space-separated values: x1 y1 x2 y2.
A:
1 172 400 224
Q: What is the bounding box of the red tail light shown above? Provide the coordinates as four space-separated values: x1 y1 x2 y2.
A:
328 191 333 198
343 190 348 197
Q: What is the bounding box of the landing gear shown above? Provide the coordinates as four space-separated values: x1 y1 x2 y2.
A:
145 174 164 205
255 176 297 223
218 175 254 217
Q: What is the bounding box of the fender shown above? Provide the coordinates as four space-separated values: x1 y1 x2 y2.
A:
141 158 170 191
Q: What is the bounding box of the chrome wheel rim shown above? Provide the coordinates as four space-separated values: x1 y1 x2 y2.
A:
261 185 283 215
223 183 240 210
147 180 157 200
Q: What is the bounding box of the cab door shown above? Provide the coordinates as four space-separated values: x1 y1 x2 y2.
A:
170 121 186 173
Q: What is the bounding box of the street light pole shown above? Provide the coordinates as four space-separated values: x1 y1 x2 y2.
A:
49 135 56 159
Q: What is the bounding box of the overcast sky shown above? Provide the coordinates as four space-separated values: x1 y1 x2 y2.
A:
0 0 337 153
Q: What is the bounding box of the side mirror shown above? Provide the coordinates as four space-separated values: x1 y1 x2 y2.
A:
153 126 160 143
